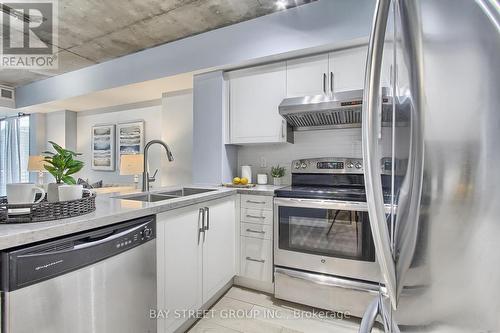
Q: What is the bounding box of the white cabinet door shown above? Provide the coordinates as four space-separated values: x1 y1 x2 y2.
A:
329 45 393 93
202 198 236 302
286 54 329 97
329 46 368 93
157 206 203 333
228 62 288 144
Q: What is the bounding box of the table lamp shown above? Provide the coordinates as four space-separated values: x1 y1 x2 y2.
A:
120 154 144 189
27 155 47 186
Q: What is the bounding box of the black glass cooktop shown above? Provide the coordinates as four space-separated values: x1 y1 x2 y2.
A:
275 185 392 203
277 172 394 203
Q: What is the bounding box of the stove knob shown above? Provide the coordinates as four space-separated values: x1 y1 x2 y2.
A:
143 226 153 239
300 162 307 169
294 162 301 169
346 161 354 168
354 162 362 169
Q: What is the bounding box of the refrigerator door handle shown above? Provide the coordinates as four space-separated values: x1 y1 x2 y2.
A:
359 296 401 333
361 0 398 310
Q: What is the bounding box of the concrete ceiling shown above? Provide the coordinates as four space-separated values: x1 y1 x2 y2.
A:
0 0 316 88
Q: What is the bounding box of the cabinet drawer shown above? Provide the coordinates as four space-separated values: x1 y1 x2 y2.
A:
240 236 273 282
240 208 273 224
241 222 272 240
240 194 273 210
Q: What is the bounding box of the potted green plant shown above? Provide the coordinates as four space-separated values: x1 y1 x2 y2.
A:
43 141 84 202
271 165 286 186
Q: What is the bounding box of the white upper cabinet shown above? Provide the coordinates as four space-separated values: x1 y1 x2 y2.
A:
329 45 393 93
286 54 330 97
329 46 368 92
228 62 290 144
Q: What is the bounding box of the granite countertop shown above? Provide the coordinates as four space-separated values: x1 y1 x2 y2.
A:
0 184 283 250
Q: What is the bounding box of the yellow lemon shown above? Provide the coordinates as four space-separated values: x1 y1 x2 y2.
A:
232 177 241 184
240 177 248 185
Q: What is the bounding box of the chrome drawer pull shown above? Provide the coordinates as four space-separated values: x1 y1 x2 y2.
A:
246 229 266 234
246 214 265 219
246 200 266 204
246 256 265 263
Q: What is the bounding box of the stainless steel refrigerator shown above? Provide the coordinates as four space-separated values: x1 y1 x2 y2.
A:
359 0 500 332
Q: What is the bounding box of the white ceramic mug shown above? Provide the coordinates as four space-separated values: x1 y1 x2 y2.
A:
6 183 45 204
58 185 92 202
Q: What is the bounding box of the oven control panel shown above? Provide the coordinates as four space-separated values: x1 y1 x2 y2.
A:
292 158 364 174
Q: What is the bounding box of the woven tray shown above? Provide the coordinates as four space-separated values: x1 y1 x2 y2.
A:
0 192 96 224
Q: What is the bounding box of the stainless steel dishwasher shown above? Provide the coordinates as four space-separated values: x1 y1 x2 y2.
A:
0 215 157 333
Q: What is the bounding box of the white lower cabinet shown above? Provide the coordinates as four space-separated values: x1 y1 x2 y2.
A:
202 199 236 302
240 236 273 282
235 194 274 293
156 197 236 333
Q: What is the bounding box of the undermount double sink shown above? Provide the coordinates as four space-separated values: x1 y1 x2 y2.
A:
117 187 216 203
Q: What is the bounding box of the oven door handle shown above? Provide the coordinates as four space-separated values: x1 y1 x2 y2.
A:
275 267 383 295
274 197 393 213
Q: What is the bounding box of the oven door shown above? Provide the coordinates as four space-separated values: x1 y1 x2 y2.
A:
274 197 384 282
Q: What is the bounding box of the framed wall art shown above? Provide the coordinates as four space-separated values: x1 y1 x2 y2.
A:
91 124 115 171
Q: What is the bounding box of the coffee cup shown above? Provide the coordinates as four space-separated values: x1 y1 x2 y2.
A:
6 183 45 204
58 185 92 202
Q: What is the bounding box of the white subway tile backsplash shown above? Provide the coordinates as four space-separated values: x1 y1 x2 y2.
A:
236 127 406 185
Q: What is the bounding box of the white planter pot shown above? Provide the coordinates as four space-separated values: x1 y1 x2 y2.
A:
273 177 282 186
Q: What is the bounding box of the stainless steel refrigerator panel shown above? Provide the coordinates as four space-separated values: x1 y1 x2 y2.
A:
394 0 500 330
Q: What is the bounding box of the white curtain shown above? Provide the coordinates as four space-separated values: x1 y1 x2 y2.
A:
0 117 23 196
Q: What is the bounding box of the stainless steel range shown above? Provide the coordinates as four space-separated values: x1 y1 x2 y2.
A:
273 157 393 317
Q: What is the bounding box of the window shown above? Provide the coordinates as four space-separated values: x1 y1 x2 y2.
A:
0 115 30 196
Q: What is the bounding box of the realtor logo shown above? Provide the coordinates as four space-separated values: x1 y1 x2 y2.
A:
0 0 58 68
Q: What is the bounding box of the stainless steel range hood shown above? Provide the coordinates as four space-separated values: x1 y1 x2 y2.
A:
279 88 398 131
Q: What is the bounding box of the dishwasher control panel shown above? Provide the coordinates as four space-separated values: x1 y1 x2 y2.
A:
115 220 155 250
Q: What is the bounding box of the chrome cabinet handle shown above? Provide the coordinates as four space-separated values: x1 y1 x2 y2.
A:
246 214 265 219
281 120 286 139
361 0 397 310
323 73 327 93
198 208 205 244
330 72 334 93
246 256 265 263
204 207 209 231
246 229 266 234
246 200 266 204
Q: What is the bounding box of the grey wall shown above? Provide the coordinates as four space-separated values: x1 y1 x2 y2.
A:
76 102 163 185
75 92 193 187
16 0 376 108
160 90 194 186
192 71 237 185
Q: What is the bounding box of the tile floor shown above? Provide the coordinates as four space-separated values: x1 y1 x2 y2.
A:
187 286 383 333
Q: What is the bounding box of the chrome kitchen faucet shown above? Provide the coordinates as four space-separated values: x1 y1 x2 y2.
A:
142 140 174 192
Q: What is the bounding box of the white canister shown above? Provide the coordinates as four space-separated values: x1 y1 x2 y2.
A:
241 165 252 184
257 174 268 185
